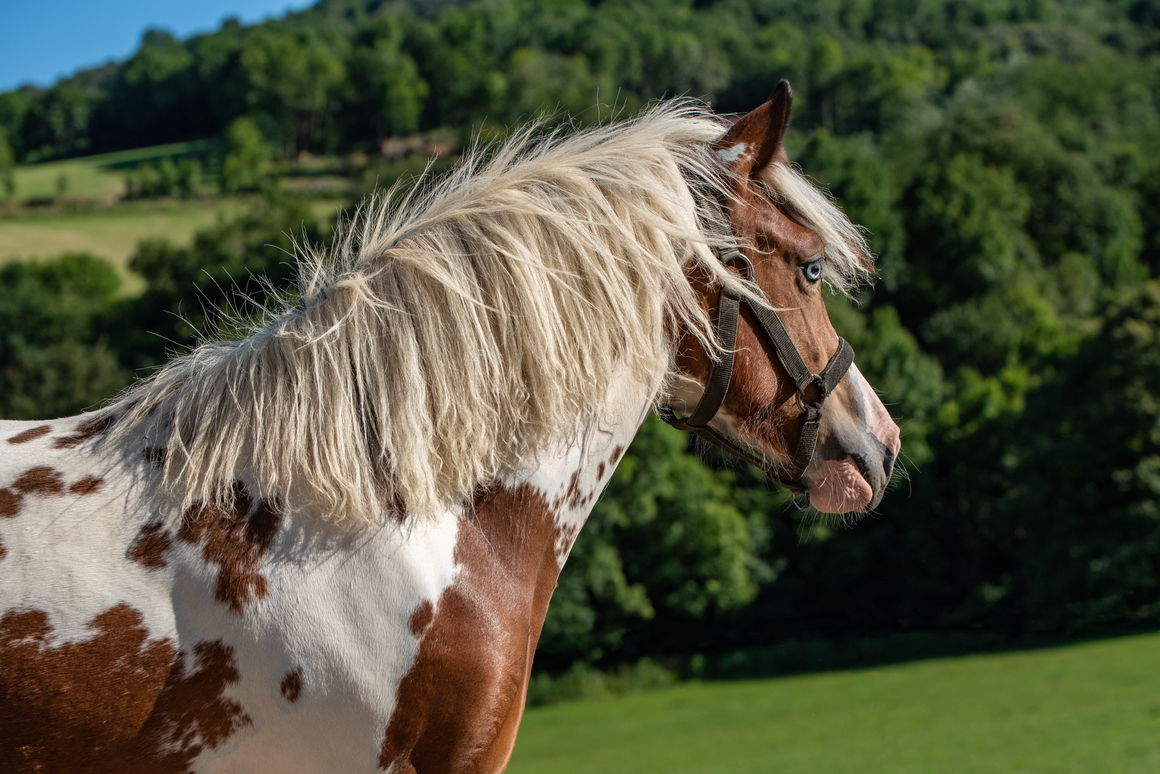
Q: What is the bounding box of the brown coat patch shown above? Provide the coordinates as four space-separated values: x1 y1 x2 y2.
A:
378 485 565 773
0 603 250 773
0 489 20 518
177 482 282 614
51 414 114 450
556 470 584 511
12 466 65 496
69 475 105 495
129 523 173 570
0 469 103 520
280 668 303 703
6 425 51 444
408 600 434 637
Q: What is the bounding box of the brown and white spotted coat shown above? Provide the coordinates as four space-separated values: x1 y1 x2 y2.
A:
0 373 643 773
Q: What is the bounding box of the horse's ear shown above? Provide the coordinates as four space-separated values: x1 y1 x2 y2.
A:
714 80 793 178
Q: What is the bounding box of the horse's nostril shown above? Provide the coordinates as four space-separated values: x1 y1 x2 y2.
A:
882 451 896 482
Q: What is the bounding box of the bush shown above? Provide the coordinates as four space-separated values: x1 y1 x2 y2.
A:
218 117 273 194
527 659 678 707
0 253 129 419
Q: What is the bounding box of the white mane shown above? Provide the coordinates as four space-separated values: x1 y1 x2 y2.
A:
107 100 871 525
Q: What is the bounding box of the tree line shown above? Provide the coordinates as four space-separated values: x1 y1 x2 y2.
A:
1 0 1158 677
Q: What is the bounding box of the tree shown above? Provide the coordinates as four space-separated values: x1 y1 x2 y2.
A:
19 82 97 160
0 128 15 200
238 27 347 153
1003 281 1160 631
0 254 127 419
218 117 273 194
104 28 196 147
500 48 605 122
346 18 430 142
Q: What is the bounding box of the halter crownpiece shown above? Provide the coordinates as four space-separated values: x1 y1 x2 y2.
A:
659 245 855 493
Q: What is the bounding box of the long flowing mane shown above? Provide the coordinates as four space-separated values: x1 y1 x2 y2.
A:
107 100 870 525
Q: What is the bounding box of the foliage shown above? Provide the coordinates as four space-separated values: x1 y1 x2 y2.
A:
0 193 324 419
526 658 676 708
2 0 1159 678
123 158 200 200
217 117 273 194
0 128 15 200
0 253 127 418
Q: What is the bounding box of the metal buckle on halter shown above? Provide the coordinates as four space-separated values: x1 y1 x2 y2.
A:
795 372 826 411
719 248 754 280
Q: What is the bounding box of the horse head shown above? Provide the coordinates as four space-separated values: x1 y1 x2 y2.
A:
669 81 901 513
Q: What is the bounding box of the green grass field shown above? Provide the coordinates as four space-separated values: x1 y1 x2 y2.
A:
509 631 1160 773
2 140 345 289
0 197 346 295
11 141 216 202
0 200 237 267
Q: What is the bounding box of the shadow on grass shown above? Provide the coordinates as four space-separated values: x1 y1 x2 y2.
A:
529 624 1160 707
684 624 1160 684
97 140 216 171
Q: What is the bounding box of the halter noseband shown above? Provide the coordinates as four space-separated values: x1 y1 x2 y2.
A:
659 247 854 493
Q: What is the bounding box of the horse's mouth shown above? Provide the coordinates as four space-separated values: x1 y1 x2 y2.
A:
806 456 874 513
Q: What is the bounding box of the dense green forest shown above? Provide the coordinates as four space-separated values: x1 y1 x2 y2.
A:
1 0 1158 683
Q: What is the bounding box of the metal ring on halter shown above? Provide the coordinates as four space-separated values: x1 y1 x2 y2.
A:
719 248 754 280
795 373 827 412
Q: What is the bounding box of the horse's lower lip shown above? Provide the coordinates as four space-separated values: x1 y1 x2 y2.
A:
807 457 873 513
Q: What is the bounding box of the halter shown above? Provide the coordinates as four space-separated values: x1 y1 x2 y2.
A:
659 247 854 493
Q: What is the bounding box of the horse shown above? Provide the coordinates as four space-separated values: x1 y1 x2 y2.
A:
0 81 900 773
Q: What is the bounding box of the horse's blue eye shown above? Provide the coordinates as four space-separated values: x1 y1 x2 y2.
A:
803 260 823 283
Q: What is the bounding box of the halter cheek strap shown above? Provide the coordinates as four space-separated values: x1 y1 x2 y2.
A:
659 248 854 492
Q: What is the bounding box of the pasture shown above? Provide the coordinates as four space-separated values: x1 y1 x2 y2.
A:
0 198 343 270
0 201 234 267
2 140 348 285
510 631 1160 773
10 141 215 202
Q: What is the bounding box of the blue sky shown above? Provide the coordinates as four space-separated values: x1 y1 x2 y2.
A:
0 1 315 91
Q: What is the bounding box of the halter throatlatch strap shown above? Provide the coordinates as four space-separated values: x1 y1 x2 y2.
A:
660 247 855 492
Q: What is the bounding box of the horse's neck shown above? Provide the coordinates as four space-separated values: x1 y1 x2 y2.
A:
372 374 652 774
471 368 651 573
444 366 651 647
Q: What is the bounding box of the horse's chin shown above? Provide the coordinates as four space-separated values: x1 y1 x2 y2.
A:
806 457 873 514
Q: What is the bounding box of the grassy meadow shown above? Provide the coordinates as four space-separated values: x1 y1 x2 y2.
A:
1 142 348 291
0 201 236 267
10 141 215 202
509 631 1160 774
0 198 344 264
